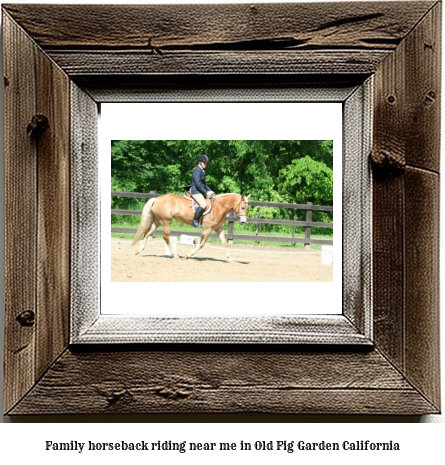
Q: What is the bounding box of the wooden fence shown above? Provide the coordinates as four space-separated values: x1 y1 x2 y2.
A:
111 191 333 246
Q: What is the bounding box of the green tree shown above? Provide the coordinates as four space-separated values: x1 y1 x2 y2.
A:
111 139 334 228
279 156 333 205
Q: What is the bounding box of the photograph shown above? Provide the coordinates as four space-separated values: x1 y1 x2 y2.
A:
110 139 335 284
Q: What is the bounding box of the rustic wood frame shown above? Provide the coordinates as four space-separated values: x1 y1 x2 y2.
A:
3 2 440 415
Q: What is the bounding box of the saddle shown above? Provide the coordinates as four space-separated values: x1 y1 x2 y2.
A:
184 191 212 216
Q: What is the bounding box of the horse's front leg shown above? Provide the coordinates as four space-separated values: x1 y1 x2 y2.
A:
185 228 211 260
163 223 179 259
215 225 234 263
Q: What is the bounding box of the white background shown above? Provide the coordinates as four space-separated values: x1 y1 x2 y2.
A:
0 0 444 460
101 102 342 316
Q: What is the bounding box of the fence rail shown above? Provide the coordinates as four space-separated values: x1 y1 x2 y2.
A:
111 191 333 246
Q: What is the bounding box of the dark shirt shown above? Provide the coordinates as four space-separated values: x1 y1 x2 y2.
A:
191 165 211 195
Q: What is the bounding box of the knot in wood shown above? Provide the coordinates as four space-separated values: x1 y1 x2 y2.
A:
154 386 191 400
370 149 405 177
105 390 128 405
424 90 436 105
16 310 35 327
95 385 130 405
27 114 49 140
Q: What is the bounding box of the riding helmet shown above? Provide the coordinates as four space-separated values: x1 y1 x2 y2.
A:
197 155 209 163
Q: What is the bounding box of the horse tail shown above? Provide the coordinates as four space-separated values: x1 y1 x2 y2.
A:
132 198 156 246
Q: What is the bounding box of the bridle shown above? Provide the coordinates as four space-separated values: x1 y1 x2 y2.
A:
235 198 249 217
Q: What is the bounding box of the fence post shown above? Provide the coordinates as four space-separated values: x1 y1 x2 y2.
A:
255 214 260 243
292 215 297 246
227 210 235 245
304 202 313 248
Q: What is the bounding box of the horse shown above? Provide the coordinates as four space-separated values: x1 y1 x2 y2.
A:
132 193 251 262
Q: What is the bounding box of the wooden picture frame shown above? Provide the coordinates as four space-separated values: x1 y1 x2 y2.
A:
2 2 441 415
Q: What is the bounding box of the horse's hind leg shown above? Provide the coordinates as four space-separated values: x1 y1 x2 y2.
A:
163 223 179 259
215 225 234 263
135 220 158 255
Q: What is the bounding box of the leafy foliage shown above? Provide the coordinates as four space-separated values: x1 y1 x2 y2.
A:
111 140 334 231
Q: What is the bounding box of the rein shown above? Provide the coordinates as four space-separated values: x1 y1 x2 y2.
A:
209 197 227 222
212 197 230 212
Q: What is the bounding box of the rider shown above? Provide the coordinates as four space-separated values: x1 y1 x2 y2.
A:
190 155 215 227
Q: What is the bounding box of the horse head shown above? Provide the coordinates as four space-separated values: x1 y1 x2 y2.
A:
236 194 251 225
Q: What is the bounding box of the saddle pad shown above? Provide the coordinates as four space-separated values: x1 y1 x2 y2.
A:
184 196 212 216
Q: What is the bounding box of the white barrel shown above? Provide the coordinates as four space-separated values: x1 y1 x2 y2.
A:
321 246 333 265
180 234 195 246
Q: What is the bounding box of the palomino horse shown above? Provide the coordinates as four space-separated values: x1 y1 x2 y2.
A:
132 193 251 262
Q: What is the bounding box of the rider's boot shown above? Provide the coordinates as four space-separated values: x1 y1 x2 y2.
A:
191 206 204 228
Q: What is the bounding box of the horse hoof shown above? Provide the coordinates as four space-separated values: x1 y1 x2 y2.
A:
228 257 234 263
173 255 180 260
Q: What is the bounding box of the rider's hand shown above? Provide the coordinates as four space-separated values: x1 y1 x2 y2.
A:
207 191 215 198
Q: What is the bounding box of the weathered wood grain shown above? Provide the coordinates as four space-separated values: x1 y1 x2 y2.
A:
372 1 441 173
3 10 72 413
70 83 100 339
34 37 71 381
372 175 405 367
79 75 364 102
4 1 433 79
74 316 369 346
3 12 38 414
2 2 435 50
47 50 390 76
404 2 441 172
372 2 441 411
404 167 440 408
372 12 407 373
343 81 372 336
8 349 437 415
